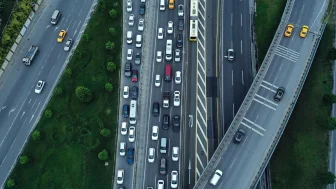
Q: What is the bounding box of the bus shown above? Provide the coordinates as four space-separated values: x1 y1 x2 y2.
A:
190 0 198 19
129 100 137 125
189 20 198 41
189 0 198 41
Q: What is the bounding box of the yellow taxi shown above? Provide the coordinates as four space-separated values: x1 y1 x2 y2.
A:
57 30 67 42
168 0 174 9
284 24 294 37
300 25 309 38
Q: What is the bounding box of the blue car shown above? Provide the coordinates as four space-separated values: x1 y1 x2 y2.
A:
139 3 145 15
122 104 129 118
127 148 134 165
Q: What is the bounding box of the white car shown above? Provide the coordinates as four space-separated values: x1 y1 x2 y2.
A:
123 86 129 98
178 4 184 17
138 18 144 31
121 122 127 135
128 14 134 26
171 171 178 188
126 0 132 12
119 142 126 156
117 169 124 185
148 147 155 163
158 180 164 188
35 80 45 94
127 49 133 60
64 39 73 51
158 28 164 39
175 71 181 84
152 125 159 140
174 49 181 62
155 74 161 87
167 21 173 34
172 147 179 161
129 126 135 142
173 91 180 107
156 51 163 62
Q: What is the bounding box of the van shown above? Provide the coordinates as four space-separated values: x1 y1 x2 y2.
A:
119 142 126 156
159 0 165 11
51 10 61 25
160 138 167 153
165 40 172 61
164 64 172 81
126 31 132 44
136 34 142 48
129 100 137 124
209 169 223 186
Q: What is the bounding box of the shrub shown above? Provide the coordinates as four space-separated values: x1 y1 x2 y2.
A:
105 41 115 50
32 130 40 140
75 86 93 103
54 87 63 96
323 93 336 104
100 128 111 137
19 155 29 164
109 9 117 19
82 34 89 42
7 178 15 187
319 171 335 185
65 68 72 76
105 83 113 92
44 109 53 118
107 62 116 72
109 27 116 36
98 149 109 160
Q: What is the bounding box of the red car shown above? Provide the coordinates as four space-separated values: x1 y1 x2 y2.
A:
131 70 138 82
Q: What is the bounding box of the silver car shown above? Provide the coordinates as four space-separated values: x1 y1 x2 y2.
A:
128 14 134 26
138 18 144 31
126 0 132 12
64 39 73 51
178 5 184 17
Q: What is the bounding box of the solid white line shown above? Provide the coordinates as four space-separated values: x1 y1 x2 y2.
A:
229 159 236 169
260 84 273 91
197 82 206 97
197 135 208 158
197 95 206 111
243 117 266 131
232 103 235 118
198 49 206 62
242 70 244 85
197 108 206 125
232 70 233 86
241 40 243 54
196 154 205 169
255 94 278 106
196 168 201 177
253 97 276 111
231 13 233 27
240 14 242 26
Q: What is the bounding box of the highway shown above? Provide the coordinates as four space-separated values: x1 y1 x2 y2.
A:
194 0 328 188
0 0 95 187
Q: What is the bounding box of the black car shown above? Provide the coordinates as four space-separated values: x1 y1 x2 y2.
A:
274 87 285 102
176 34 183 48
139 3 146 15
125 62 132 77
172 115 180 132
131 86 139 99
122 104 129 118
178 18 184 31
233 129 246 144
152 102 160 117
135 52 141 65
127 148 134 165
162 115 169 130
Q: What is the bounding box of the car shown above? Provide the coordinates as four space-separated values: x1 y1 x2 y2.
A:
57 30 66 42
175 71 181 84
35 80 45 94
119 142 126 156
123 86 129 99
284 24 294 37
171 171 178 188
152 125 159 140
158 28 164 39
172 147 179 161
158 180 164 188
128 14 134 26
131 70 138 82
121 122 127 135
159 158 167 175
210 169 223 186
125 62 132 77
162 115 169 129
135 52 141 65
233 129 245 144
274 87 285 102
128 126 135 142
227 49 234 61
178 4 184 16
64 39 73 51
168 0 174 9
167 21 173 34
157 51 163 62
148 148 155 163
174 49 181 62
127 49 133 60
173 91 180 107
127 147 134 164
138 18 144 31
173 115 180 132
126 0 132 12
122 104 129 118
139 2 146 15
176 34 183 48
178 18 184 31
300 25 309 38
116 169 124 184
155 74 161 87
131 86 138 99
152 102 160 117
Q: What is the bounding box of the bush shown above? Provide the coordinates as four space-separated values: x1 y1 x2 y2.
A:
65 68 72 76
54 87 63 96
19 155 29 165
318 117 336 130
105 83 113 92
74 49 83 59
105 41 115 50
82 34 89 42
107 62 117 72
319 171 335 185
109 9 117 19
323 93 336 104
32 130 40 140
98 149 109 160
327 48 336 60
109 27 116 36
44 109 53 118
7 178 15 187
75 86 93 103
100 128 111 137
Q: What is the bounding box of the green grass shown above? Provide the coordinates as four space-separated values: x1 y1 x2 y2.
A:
0 0 17 36
6 0 122 188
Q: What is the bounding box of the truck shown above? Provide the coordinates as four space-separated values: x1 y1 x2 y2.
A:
162 91 170 108
23 45 39 65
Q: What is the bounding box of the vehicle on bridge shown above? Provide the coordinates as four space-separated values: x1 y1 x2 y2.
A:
23 45 39 65
163 91 170 108
284 24 294 37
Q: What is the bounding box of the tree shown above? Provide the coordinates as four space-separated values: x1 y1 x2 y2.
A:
98 0 106 11
54 87 63 96
98 149 109 160
109 9 117 19
100 128 111 137
319 117 336 130
109 27 116 36
32 130 40 140
82 34 89 42
75 86 93 103
65 68 72 76
19 155 29 164
319 171 335 185
44 109 53 118
105 41 115 50
327 48 336 60
323 93 336 104
105 83 113 92
7 178 15 187
107 62 117 72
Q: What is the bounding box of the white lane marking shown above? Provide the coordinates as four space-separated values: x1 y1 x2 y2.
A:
242 70 244 85
20 111 25 119
240 13 242 26
196 135 208 158
253 98 277 111
232 103 235 118
241 40 243 54
232 70 233 86
31 99 37 110
8 108 15 117
255 94 278 106
196 154 205 170
231 13 233 27
229 159 236 169
243 117 266 131
241 122 264 136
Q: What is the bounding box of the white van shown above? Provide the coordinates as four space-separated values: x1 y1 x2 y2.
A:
126 31 132 44
130 100 137 124
160 138 167 154
136 34 142 48
165 40 172 61
159 0 165 11
158 180 164 189
51 10 61 25
209 169 223 186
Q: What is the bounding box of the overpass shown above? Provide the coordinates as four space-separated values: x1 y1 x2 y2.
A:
193 0 329 188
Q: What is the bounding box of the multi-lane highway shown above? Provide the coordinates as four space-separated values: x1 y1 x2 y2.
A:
0 0 95 187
